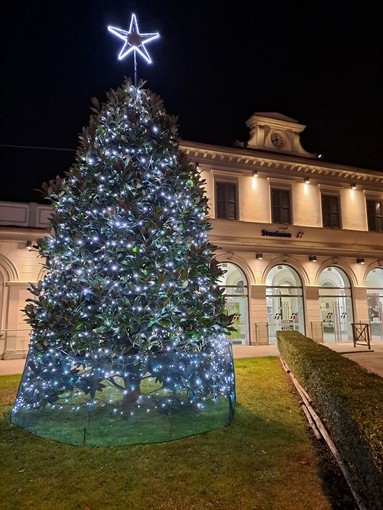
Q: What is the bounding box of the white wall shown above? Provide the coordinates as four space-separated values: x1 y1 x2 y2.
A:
0 239 43 359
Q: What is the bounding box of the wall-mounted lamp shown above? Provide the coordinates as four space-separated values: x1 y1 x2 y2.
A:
304 177 310 184
26 241 33 251
256 253 263 260
357 257 365 264
309 255 317 262
253 170 258 178
351 183 356 190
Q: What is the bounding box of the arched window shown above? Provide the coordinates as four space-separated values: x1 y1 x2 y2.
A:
266 265 305 344
318 267 353 342
366 268 383 340
218 262 249 345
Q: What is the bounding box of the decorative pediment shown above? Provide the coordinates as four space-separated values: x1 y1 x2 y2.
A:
245 112 315 158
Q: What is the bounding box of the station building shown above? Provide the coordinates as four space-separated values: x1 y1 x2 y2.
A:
1 112 383 358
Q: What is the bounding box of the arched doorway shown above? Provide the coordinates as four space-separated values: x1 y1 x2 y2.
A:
0 272 4 357
318 267 353 342
218 262 249 345
366 268 383 340
266 265 305 344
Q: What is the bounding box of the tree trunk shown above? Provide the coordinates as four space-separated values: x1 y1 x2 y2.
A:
122 373 141 409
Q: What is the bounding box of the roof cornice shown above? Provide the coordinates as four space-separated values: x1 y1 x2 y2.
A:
180 140 383 186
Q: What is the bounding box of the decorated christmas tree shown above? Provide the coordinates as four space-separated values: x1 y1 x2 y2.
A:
11 79 236 445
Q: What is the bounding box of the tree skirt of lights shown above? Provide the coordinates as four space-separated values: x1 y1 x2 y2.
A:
11 338 235 446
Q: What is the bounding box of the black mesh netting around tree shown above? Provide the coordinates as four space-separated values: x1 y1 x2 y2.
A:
11 80 236 446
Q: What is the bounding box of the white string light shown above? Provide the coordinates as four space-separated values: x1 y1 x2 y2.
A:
107 14 159 63
11 80 236 446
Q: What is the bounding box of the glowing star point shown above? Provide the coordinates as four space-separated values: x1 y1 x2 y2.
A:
107 14 159 65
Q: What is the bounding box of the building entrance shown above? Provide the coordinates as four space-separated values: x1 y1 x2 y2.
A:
0 271 3 357
366 268 383 340
266 265 305 344
318 267 353 342
218 262 249 345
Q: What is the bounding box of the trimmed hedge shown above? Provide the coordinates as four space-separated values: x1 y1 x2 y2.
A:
277 331 383 510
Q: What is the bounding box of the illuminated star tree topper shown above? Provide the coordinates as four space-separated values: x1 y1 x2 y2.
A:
108 14 160 85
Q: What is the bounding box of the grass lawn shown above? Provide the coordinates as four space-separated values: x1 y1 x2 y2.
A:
1 358 336 510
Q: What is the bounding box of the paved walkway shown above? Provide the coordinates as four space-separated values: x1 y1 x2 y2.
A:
1 341 383 377
329 342 383 378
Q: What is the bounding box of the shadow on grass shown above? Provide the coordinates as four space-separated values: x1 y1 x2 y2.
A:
312 433 358 510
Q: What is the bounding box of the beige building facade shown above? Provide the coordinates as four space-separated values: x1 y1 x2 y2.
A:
0 202 51 358
1 113 383 357
184 113 383 346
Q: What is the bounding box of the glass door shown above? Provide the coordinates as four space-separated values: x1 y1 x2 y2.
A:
266 265 305 344
218 263 250 345
318 267 353 342
366 268 383 340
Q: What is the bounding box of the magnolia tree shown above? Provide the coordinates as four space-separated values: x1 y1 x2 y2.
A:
13 80 235 443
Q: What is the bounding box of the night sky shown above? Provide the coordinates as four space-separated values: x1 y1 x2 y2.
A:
1 1 382 202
